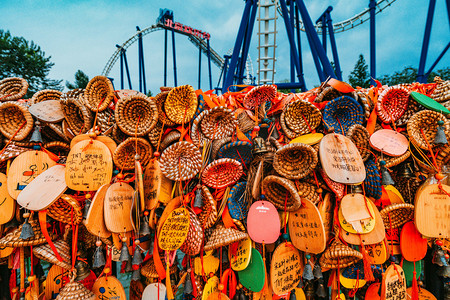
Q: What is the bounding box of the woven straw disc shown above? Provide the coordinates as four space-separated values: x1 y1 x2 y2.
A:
0 218 57 247
319 240 363 269
322 96 363 135
407 110 450 150
273 143 318 179
179 207 204 256
0 77 28 101
55 271 95 300
164 85 198 124
148 121 164 148
141 258 178 278
283 99 322 135
202 158 243 189
376 85 409 123
262 175 302 211
115 94 158 136
61 97 93 134
356 91 374 120
199 106 237 140
197 186 218 229
346 124 370 161
31 89 62 104
84 75 114 112
61 88 85 102
280 110 298 139
160 130 181 149
380 203 414 229
314 86 345 103
395 98 424 127
160 141 202 181
113 137 152 170
112 124 129 144
190 109 210 146
211 137 232 159
48 195 83 225
96 109 115 134
431 77 450 103
204 224 248 251
43 141 70 156
0 101 34 141
243 84 277 109
33 239 71 270
217 141 253 166
154 89 176 126
376 150 411 168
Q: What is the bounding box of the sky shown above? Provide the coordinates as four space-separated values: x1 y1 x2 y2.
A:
2 0 449 94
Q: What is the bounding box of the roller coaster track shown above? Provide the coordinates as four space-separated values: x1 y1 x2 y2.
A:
277 0 398 34
102 23 224 77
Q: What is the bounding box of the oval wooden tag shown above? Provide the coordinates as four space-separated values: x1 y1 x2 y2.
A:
70 134 117 155
339 267 367 289
85 183 111 238
339 193 376 234
381 264 406 300
0 173 15 224
157 196 183 234
29 100 65 123
202 276 219 300
318 193 334 243
289 133 323 145
195 252 219 276
270 242 303 295
134 160 145 211
415 183 450 238
385 185 404 204
369 129 408 157
400 221 427 262
288 198 326 254
410 91 450 114
365 240 389 265
158 207 190 250
365 283 382 300
45 264 69 300
142 282 167 300
319 133 366 184
406 287 436 300
229 237 252 271
66 139 113 191
247 200 280 244
7 151 56 199
104 182 135 233
144 159 173 209
386 227 401 255
92 276 126 300
129 280 144 300
16 165 67 211
237 248 265 292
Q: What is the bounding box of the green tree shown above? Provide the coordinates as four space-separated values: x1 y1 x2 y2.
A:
348 54 370 88
379 66 450 86
0 30 62 98
66 70 89 90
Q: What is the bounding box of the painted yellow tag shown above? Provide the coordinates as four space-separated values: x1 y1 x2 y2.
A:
229 237 252 271
365 240 389 265
202 276 219 300
92 276 127 300
158 207 190 250
0 173 15 224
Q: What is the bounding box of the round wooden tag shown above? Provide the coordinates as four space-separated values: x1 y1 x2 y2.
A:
7 150 56 199
66 139 113 191
158 207 190 250
381 264 406 300
386 227 401 255
365 240 389 265
195 253 219 275
0 173 15 224
207 292 231 300
317 193 334 243
229 237 252 271
202 276 220 300
415 183 450 238
406 287 436 300
339 194 376 234
85 183 111 238
369 129 408 157
16 165 67 211
28 100 65 123
247 200 280 244
104 182 135 233
0 246 13 258
142 282 167 300
288 199 326 254
144 159 173 209
403 259 422 287
410 91 450 114
339 268 367 289
385 185 404 204
70 134 117 155
238 248 265 292
270 242 303 295
401 221 427 262
365 283 381 300
289 133 323 145
92 276 126 300
45 264 69 300
319 133 366 184
129 280 144 300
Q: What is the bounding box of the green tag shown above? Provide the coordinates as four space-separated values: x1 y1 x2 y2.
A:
237 248 265 292
410 91 450 114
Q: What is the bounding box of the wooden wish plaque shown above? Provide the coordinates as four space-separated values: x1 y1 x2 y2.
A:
415 183 450 238
92 276 126 300
28 100 65 123
229 237 252 271
7 151 56 199
406 287 436 300
142 283 167 300
270 242 303 296
381 264 406 300
288 199 326 254
247 200 280 244
103 182 135 233
317 193 334 243
0 173 15 224
158 207 190 251
17 165 67 211
369 129 408 157
45 264 69 300
319 133 366 184
85 184 111 238
66 139 113 191
400 221 427 262
237 248 265 292
202 276 219 300
144 159 172 209
365 240 389 265
339 193 375 234
70 134 117 155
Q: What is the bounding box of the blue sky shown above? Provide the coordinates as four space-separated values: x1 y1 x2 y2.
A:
2 0 449 94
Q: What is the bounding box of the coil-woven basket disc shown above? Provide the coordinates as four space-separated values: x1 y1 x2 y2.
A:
33 239 72 270
154 89 176 126
323 96 363 135
199 106 237 140
211 137 232 160
113 137 153 170
115 94 158 136
61 97 93 134
395 98 424 127
346 124 370 161
179 207 204 256
283 99 322 135
112 124 129 144
204 224 248 251
227 182 248 220
61 89 84 102
148 121 164 148
160 141 202 181
0 218 57 247
356 91 374 120
376 85 409 123
273 143 318 179
141 259 178 278
194 93 206 120
0 77 28 102
202 158 243 189
190 109 211 146
164 85 198 124
363 159 382 200
48 195 83 225
431 77 450 103
279 110 298 139
43 141 70 156
217 141 253 166
55 270 95 300
262 175 302 211
96 109 115 134
319 240 363 269
243 84 277 109
380 203 414 229
31 89 62 104
0 101 34 141
84 75 115 112
197 186 218 230
376 150 410 168
160 130 181 149
407 110 450 150
314 86 343 103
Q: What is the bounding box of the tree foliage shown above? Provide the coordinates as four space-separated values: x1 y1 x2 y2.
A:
66 70 89 90
379 66 450 86
348 54 370 88
0 30 62 98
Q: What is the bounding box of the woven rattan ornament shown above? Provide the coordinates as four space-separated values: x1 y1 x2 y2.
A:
191 106 237 145
319 240 363 269
227 182 248 220
364 159 382 199
55 269 95 300
431 77 450 103
30 89 62 104
346 124 370 161
243 84 277 109
204 224 248 251
0 217 57 247
33 239 71 270
262 175 302 211
201 158 242 189
179 207 204 256
217 141 253 166
113 137 152 170
197 186 218 229
273 143 318 180
376 85 409 123
61 97 93 134
0 101 34 141
164 84 198 124
380 203 414 229
84 75 115 112
154 89 176 126
0 77 28 101
407 110 450 150
115 94 158 136
160 141 202 181
48 194 83 225
160 130 181 149
282 98 322 136
322 96 363 135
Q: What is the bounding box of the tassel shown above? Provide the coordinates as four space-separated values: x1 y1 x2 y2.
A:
92 245 106 268
119 241 131 262
166 258 174 300
140 215 151 236
316 279 327 298
302 259 314 281
184 272 193 294
411 269 419 300
193 186 203 208
313 263 323 279
434 120 448 145
380 160 395 186
131 269 141 281
289 289 297 300
20 218 35 240
360 243 375 282
132 244 143 266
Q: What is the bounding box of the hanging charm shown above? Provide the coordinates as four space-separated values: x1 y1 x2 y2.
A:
119 237 131 262
20 212 35 240
92 240 106 269
193 185 203 208
302 255 314 281
380 160 395 186
434 120 448 145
